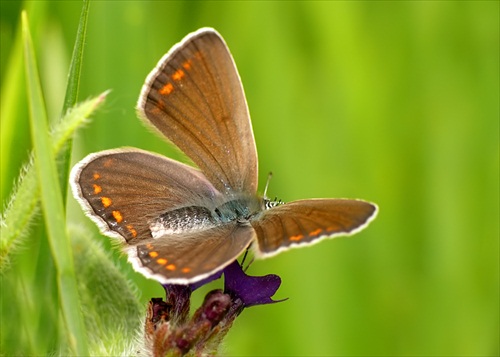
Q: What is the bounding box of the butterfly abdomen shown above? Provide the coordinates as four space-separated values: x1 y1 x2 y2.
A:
150 206 216 238
149 197 262 238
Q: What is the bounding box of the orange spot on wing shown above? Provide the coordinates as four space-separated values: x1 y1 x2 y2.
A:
181 267 191 273
310 228 322 236
290 234 304 241
112 210 123 223
194 51 203 60
101 196 112 208
149 251 159 258
171 69 185 81
93 184 102 194
182 59 192 70
157 258 167 265
166 264 176 271
127 224 137 238
326 226 339 233
159 83 174 95
103 159 113 167
150 106 161 115
93 173 100 180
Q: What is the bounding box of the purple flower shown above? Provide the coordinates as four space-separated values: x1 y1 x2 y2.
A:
144 261 284 355
223 261 284 307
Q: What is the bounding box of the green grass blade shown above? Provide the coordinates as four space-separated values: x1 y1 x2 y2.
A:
21 11 89 355
58 0 90 202
58 0 91 200
0 0 46 209
63 0 90 112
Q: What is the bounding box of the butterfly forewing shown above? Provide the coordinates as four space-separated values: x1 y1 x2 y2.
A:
137 28 258 195
71 149 223 244
251 199 377 257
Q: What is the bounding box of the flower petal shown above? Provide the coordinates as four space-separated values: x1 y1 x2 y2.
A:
223 261 284 307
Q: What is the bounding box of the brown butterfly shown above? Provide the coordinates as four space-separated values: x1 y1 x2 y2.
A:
70 28 378 285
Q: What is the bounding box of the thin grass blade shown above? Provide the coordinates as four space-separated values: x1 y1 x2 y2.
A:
59 0 91 199
21 11 89 355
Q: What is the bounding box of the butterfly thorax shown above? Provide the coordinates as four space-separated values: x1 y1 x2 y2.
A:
149 195 263 238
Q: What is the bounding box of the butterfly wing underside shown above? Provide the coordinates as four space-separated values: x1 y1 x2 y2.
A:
251 199 378 257
137 28 258 195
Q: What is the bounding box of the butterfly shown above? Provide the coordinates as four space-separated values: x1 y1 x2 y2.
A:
70 28 378 285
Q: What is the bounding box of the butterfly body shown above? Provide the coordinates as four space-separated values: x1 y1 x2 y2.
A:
71 28 377 285
150 195 263 237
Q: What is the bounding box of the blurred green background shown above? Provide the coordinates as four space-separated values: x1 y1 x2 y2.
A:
1 1 498 356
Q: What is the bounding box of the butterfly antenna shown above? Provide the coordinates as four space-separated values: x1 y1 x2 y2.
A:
243 257 255 272
263 173 285 209
263 172 273 199
241 246 250 267
241 244 255 272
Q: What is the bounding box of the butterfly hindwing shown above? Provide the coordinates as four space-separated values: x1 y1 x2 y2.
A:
131 224 256 284
251 199 378 257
